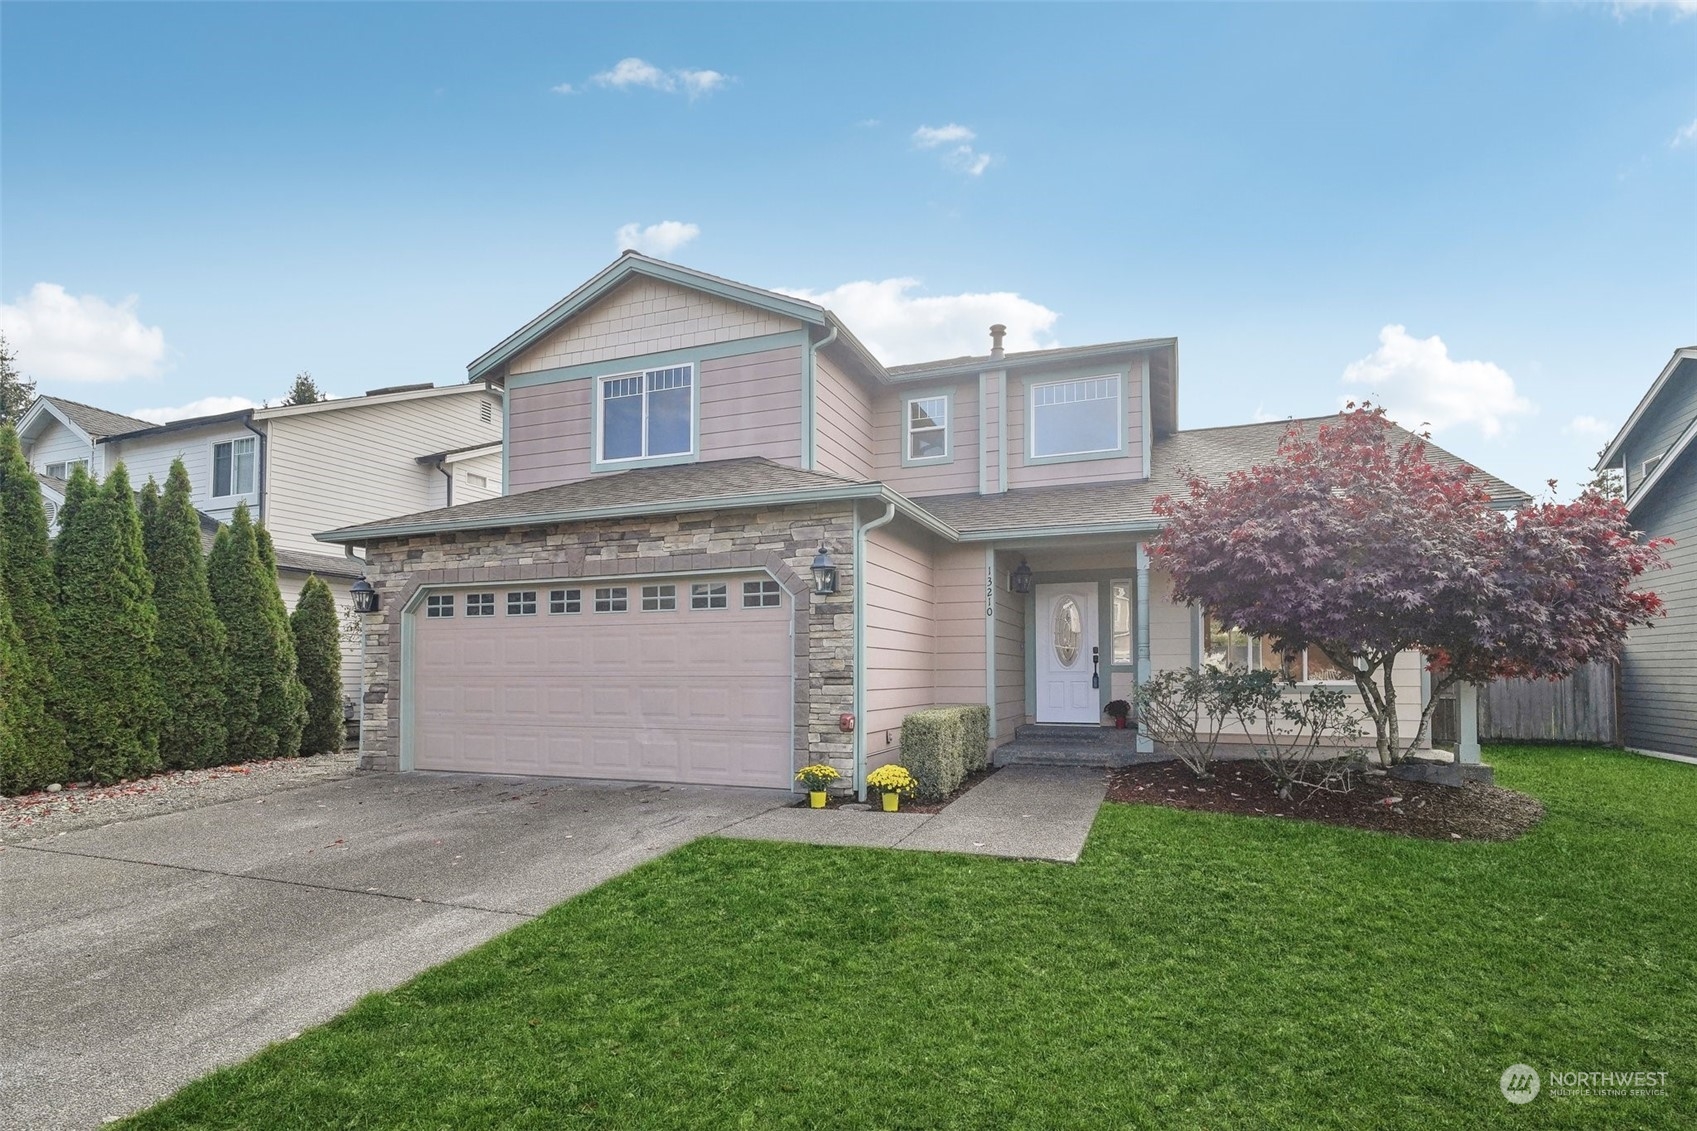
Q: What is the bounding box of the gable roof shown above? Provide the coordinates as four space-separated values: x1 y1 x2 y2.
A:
19 396 153 444
1596 346 1697 470
915 417 1529 539
318 457 897 543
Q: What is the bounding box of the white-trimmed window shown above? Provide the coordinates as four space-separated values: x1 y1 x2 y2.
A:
599 365 693 463
425 594 454 618
549 588 581 614
691 582 728 610
466 593 495 617
1029 376 1121 459
1110 580 1132 665
641 584 677 612
212 437 257 498
506 591 537 616
1202 614 1351 683
44 458 88 480
742 579 781 608
594 586 628 613
905 394 950 462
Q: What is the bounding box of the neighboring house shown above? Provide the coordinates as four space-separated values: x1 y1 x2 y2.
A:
18 385 505 700
319 252 1526 792
1594 346 1696 760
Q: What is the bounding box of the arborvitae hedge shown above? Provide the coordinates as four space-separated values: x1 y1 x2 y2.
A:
0 581 53 794
53 465 94 561
291 575 344 754
210 505 306 760
148 460 228 770
56 465 162 784
0 425 68 788
139 475 162 565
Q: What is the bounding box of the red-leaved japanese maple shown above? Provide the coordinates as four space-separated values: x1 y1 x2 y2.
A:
1151 407 1670 765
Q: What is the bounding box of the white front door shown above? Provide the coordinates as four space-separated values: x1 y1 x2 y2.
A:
1035 583 1099 724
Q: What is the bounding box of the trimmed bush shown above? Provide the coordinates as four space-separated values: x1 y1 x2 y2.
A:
0 424 68 787
0 573 55 793
56 464 162 784
254 522 308 759
898 704 990 801
210 505 306 760
148 460 228 770
291 575 344 754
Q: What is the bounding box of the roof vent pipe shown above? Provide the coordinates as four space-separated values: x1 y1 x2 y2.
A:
989 324 1006 361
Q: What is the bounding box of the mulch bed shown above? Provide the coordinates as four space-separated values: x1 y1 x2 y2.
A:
1107 759 1545 842
797 766 1000 814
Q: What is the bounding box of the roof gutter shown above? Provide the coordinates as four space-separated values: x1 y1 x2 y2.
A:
853 500 897 802
241 415 267 522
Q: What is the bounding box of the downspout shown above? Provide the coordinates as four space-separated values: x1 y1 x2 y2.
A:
803 326 838 471
241 414 267 522
853 498 897 801
434 460 454 507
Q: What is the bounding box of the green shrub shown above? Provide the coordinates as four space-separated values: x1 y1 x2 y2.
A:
0 424 68 787
148 460 228 770
898 705 990 801
292 575 344 754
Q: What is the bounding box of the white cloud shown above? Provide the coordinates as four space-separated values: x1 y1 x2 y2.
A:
912 124 975 149
777 278 1061 365
0 283 168 382
1341 325 1534 439
129 395 258 426
1672 117 1697 147
1613 0 1697 18
589 58 730 98
551 82 576 95
615 220 701 257
912 123 993 176
1564 414 1615 439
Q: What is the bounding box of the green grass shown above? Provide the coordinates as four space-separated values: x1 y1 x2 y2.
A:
125 746 1695 1130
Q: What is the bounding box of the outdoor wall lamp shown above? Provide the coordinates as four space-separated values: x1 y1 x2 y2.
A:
1009 559 1033 594
350 575 379 614
810 545 839 596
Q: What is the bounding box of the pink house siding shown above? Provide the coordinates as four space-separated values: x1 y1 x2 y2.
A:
813 351 875 481
993 551 1026 739
871 381 980 497
932 544 988 707
1005 368 1146 489
506 381 592 494
863 520 936 770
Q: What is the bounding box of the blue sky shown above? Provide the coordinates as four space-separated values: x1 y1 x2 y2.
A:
2 2 1693 497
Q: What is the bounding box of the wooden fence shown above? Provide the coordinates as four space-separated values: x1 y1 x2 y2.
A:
1429 662 1618 747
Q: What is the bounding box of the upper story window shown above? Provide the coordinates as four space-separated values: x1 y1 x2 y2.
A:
212 437 257 498
598 365 694 464
44 458 88 480
904 394 950 463
1029 375 1121 461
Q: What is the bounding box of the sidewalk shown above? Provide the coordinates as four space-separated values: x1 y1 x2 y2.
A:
718 765 1106 863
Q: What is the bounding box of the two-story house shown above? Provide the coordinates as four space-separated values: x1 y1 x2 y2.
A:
1594 346 1696 760
18 383 504 700
320 253 1525 793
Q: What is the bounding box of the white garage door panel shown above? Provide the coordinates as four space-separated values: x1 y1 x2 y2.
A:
410 580 791 787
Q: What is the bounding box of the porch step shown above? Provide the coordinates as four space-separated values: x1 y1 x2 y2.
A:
995 724 1165 769
1013 723 1138 745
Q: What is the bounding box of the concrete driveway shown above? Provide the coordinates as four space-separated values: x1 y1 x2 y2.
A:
0 772 786 1131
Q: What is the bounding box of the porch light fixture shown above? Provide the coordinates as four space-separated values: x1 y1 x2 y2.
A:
1009 560 1033 595
350 575 379 615
810 545 839 596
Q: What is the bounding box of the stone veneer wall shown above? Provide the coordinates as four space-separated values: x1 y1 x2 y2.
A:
355 503 857 783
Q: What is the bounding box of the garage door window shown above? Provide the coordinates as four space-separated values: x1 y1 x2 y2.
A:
507 591 537 616
425 594 454 618
691 582 727 610
467 593 495 617
641 584 677 611
550 588 581 614
594 586 628 613
743 579 781 608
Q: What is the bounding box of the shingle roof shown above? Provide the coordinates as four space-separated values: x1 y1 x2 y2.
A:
273 547 365 578
914 417 1531 536
319 457 878 542
886 338 1177 379
41 396 153 438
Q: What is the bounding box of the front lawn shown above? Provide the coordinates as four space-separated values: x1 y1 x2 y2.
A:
125 746 1695 1129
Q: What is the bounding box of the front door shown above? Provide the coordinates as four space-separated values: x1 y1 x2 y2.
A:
1035 583 1099 724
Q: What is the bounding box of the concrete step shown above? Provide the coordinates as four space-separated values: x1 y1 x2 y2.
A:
1013 723 1138 745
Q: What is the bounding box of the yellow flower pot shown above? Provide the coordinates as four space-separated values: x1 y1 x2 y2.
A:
882 791 900 812
809 790 827 809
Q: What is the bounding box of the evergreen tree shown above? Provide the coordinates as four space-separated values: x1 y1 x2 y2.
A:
0 333 35 425
149 460 228 770
56 464 162 783
209 505 305 760
0 581 55 793
282 371 325 405
0 425 68 784
139 475 162 564
291 575 343 754
54 464 94 561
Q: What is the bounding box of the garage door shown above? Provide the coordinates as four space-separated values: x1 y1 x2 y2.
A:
409 575 793 787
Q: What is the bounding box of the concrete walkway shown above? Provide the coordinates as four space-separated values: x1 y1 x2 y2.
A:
720 765 1107 863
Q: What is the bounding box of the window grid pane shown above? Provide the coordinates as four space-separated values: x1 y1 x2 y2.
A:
507 591 537 616
425 594 454 618
549 588 581 614
691 582 728 610
641 584 677 612
466 593 495 617
600 365 694 462
742 579 781 608
1031 376 1120 458
594 587 628 613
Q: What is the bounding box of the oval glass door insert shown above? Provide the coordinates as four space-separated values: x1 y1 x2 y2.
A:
1053 596 1081 667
